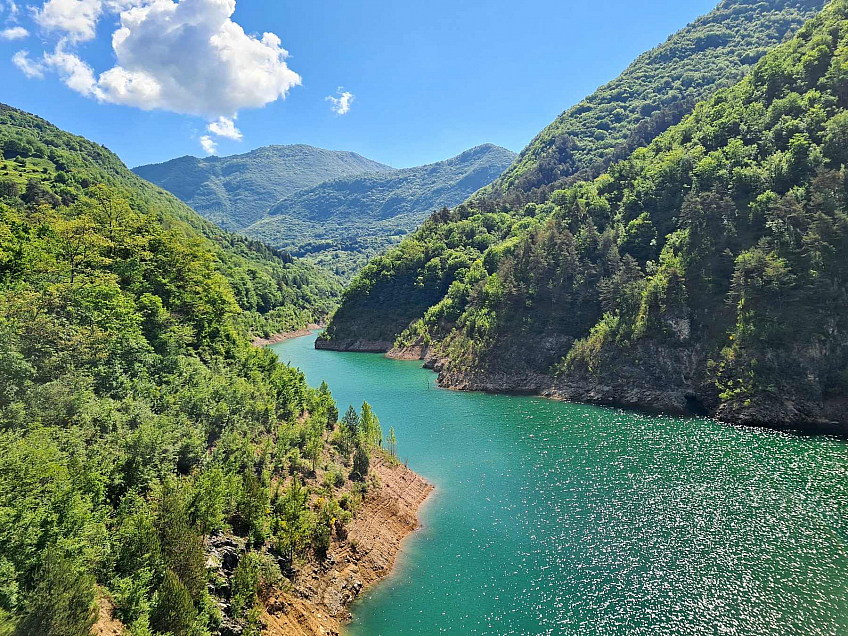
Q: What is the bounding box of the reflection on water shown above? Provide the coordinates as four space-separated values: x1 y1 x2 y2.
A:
272 333 848 636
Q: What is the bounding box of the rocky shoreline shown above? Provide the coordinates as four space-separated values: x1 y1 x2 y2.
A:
263 457 433 636
320 338 847 434
315 338 395 353
251 324 322 347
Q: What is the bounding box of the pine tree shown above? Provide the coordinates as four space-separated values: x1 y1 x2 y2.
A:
351 444 370 482
14 551 97 636
150 569 196 636
339 405 360 455
156 480 206 601
388 427 397 459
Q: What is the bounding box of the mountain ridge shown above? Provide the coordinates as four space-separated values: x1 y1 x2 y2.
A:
319 0 846 431
132 144 392 230
242 143 516 278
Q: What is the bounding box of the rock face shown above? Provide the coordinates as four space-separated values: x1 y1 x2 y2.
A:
429 336 847 434
262 457 433 636
315 338 394 353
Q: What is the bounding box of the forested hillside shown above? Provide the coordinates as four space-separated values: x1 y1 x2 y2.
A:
244 144 517 279
133 145 390 230
483 0 827 206
322 0 827 353
0 105 343 338
321 0 848 430
0 105 400 635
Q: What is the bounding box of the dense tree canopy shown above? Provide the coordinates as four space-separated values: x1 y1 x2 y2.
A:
324 0 848 428
0 108 386 634
483 0 827 207
243 144 517 280
0 103 343 333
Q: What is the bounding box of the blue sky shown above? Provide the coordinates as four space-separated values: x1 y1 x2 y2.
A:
0 0 717 168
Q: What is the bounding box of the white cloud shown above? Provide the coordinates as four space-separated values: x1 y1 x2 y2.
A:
93 0 301 118
1 26 28 39
15 0 302 142
199 135 217 154
207 115 242 140
32 0 102 42
4 0 20 19
326 87 353 115
44 42 99 95
12 50 44 78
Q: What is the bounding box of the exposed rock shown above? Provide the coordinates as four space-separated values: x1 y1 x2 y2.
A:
252 324 322 347
262 457 433 636
315 338 393 353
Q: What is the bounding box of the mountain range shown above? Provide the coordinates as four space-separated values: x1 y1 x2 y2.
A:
319 0 846 431
242 143 517 278
134 143 516 279
132 145 392 230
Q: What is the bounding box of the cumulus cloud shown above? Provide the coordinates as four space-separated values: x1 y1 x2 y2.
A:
1 25 28 39
207 115 242 140
326 87 353 115
43 42 99 95
94 0 301 118
12 50 44 78
17 0 302 133
199 135 217 154
32 0 102 42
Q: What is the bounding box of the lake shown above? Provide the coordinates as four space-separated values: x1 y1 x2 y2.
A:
271 333 848 636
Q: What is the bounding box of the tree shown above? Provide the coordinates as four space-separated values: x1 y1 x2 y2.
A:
156 481 206 602
0 180 18 199
274 476 312 563
388 427 397 459
150 569 195 636
13 551 97 636
305 427 323 474
21 178 59 208
238 471 269 546
351 444 370 482
619 212 658 263
230 552 261 618
318 380 338 430
338 405 360 455
359 401 383 448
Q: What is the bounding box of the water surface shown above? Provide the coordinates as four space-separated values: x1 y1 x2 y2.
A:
272 333 848 636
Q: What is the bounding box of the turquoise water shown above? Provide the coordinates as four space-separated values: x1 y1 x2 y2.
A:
271 334 848 636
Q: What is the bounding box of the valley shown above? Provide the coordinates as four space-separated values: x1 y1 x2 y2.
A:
1 0 847 634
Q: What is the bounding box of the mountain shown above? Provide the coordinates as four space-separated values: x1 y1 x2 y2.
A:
0 104 408 634
481 0 828 207
132 144 391 230
242 144 517 279
319 0 848 431
0 104 343 338
321 0 827 354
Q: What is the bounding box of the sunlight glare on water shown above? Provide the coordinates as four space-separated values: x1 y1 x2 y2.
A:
272 333 848 636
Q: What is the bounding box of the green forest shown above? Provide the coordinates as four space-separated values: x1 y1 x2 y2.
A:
243 144 516 280
0 105 390 634
322 0 848 428
483 0 827 206
3 0 848 632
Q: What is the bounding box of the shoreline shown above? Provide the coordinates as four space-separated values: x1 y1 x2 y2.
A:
320 340 848 436
251 324 322 347
262 456 433 636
